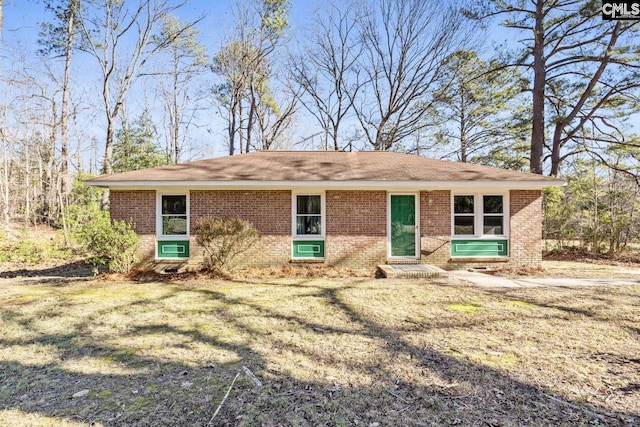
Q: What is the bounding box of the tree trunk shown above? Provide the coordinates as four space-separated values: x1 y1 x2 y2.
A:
60 0 77 199
459 89 467 163
375 116 392 151
0 112 8 231
2 152 8 231
24 140 30 226
550 122 563 176
172 70 180 163
530 0 545 174
592 169 599 254
246 84 256 152
332 122 339 151
228 105 236 156
43 102 58 225
238 100 245 154
101 114 114 210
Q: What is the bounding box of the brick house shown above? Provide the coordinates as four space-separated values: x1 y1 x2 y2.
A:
86 151 564 271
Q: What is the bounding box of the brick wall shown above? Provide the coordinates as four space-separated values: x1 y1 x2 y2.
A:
189 190 291 267
325 191 387 266
417 189 543 270
110 190 156 261
419 190 452 266
509 189 542 267
445 189 543 270
109 188 544 271
110 190 156 233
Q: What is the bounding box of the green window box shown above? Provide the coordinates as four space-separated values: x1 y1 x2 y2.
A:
157 240 190 259
451 239 508 257
292 240 325 258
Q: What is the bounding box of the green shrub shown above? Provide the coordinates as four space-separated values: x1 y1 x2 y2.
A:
57 177 139 273
75 209 140 273
193 217 260 272
0 240 48 264
0 232 72 265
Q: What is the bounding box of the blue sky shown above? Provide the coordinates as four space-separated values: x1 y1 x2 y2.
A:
3 0 634 168
2 0 370 161
2 0 514 69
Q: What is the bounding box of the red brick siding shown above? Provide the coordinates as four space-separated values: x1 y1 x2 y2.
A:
109 190 155 234
419 190 452 266
509 189 542 267
190 190 290 235
325 191 387 266
110 190 156 262
189 190 291 267
420 190 451 236
326 191 386 236
137 235 156 263
110 188 544 271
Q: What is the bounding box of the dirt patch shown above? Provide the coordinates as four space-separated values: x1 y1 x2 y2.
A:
542 260 640 279
0 260 100 279
120 264 373 283
1 258 372 285
545 246 640 266
488 260 640 279
478 248 640 279
236 264 373 279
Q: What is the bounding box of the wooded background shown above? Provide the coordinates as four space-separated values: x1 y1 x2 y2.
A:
1 0 639 255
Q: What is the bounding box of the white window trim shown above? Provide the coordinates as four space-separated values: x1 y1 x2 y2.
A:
451 192 509 239
292 191 326 239
156 191 190 240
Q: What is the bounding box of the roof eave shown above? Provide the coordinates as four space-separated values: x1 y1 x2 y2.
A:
85 179 565 191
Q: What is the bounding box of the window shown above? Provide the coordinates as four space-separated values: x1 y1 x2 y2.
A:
454 195 475 235
453 194 507 237
296 195 322 235
483 195 504 235
161 195 188 236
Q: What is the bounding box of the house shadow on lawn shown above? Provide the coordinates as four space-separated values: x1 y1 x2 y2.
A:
0 260 104 280
0 278 638 426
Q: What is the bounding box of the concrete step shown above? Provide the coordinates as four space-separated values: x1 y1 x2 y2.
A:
377 264 448 279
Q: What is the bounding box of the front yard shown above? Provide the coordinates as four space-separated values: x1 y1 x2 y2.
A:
0 274 638 426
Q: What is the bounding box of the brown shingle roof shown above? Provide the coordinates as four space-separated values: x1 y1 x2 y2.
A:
86 151 564 185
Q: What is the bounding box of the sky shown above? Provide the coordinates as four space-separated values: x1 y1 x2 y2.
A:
4 0 632 171
2 0 324 56
1 0 334 164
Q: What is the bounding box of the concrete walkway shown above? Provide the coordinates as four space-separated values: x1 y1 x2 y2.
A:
448 270 640 288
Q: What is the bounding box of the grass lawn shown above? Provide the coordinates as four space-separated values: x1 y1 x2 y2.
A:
0 274 638 426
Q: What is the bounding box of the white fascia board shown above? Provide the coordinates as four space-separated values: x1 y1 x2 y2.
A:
85 180 564 191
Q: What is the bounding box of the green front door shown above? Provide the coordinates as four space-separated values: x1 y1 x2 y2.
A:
390 194 418 258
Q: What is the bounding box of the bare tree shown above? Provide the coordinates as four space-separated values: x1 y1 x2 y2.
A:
211 0 295 154
293 1 364 151
39 0 82 201
15 66 61 225
58 0 76 197
152 14 207 163
254 75 299 150
0 108 10 231
482 0 640 175
354 0 473 151
77 0 199 208
211 39 248 155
